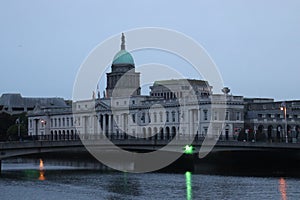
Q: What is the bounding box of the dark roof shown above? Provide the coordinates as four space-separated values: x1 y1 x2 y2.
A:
153 79 209 87
0 93 67 108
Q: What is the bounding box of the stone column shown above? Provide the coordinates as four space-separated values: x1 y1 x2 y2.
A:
103 114 106 137
97 114 101 138
108 114 112 138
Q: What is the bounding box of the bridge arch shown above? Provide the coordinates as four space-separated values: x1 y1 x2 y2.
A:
257 125 266 141
165 126 170 140
159 127 164 140
153 127 158 140
142 127 146 139
267 125 273 141
55 131 58 141
67 130 70 140
171 126 176 139
276 125 282 141
296 125 300 139
62 130 65 140
147 127 152 140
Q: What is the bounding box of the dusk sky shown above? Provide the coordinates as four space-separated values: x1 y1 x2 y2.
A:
1 0 300 101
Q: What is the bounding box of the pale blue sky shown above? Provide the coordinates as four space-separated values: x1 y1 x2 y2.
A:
0 0 300 100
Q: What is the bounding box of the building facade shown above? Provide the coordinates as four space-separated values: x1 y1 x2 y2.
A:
244 98 300 142
27 34 245 141
27 33 300 143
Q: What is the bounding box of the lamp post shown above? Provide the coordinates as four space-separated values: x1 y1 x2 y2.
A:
15 117 21 141
40 119 46 140
280 102 288 143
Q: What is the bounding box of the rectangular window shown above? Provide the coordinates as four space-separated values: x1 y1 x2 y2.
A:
225 111 229 120
203 127 208 135
166 111 169 122
116 115 119 123
132 114 135 123
204 110 208 121
172 111 176 122
214 111 218 120
154 113 157 123
141 112 145 123
236 112 241 121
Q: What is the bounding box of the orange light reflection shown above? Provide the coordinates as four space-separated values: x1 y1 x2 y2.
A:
279 177 287 200
38 159 45 181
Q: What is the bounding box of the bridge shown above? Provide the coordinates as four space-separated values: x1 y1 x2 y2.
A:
1 136 300 172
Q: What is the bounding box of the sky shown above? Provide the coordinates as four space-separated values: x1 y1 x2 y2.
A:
0 0 300 101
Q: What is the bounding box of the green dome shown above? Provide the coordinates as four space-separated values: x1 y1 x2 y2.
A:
112 50 134 65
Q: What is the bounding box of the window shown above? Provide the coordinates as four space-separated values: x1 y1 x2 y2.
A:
172 111 176 122
236 112 241 121
141 112 145 123
203 127 208 135
214 111 218 120
66 118 69 126
54 118 57 127
203 110 208 121
225 111 229 120
166 111 169 122
132 100 135 104
154 112 157 123
76 117 80 126
62 118 65 127
132 114 136 123
148 113 151 123
159 112 163 122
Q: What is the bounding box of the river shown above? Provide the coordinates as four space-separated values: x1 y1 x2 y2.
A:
0 158 300 200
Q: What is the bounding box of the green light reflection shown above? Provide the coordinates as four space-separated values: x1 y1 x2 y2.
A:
185 171 192 200
184 145 194 154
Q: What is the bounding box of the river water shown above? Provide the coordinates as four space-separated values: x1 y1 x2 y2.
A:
1 158 300 200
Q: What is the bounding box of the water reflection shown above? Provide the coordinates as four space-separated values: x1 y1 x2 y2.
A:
107 172 140 198
38 159 45 181
185 171 192 200
279 177 287 200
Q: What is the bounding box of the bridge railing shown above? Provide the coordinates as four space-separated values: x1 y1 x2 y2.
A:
5 132 300 144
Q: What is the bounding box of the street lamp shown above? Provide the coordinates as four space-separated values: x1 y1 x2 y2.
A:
15 117 21 141
280 102 288 143
40 119 47 140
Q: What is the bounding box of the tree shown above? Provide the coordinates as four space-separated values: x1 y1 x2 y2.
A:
7 124 27 141
0 112 28 141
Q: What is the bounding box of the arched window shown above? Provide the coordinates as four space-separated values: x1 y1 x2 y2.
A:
166 111 169 122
